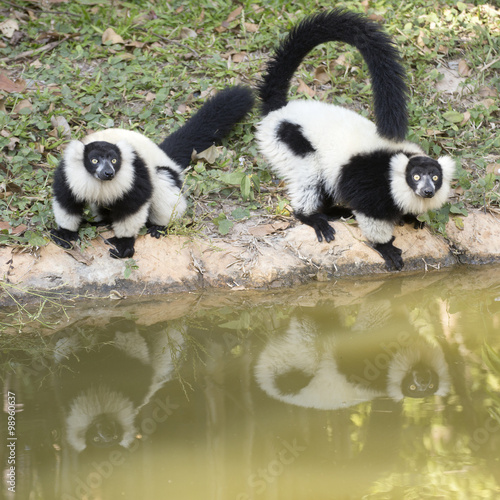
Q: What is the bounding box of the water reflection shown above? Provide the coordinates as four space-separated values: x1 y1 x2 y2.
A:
2 266 500 498
52 319 185 452
254 305 451 410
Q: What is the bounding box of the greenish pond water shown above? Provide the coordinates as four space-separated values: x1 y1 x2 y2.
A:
2 266 500 499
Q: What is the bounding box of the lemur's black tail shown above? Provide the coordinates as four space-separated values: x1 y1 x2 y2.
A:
258 9 408 140
159 86 254 169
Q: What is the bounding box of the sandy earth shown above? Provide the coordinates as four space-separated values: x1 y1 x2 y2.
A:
1 209 499 305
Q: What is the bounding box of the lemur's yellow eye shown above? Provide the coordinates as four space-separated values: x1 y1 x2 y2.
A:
91 158 98 164
410 384 417 391
413 174 420 181
432 175 438 181
111 158 117 164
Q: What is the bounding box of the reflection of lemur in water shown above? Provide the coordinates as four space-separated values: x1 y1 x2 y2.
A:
52 320 184 452
254 308 450 410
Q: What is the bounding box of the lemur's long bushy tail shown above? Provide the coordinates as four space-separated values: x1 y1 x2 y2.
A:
159 86 254 169
259 9 408 140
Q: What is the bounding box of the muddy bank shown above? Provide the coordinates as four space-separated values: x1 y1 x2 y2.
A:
1 210 499 305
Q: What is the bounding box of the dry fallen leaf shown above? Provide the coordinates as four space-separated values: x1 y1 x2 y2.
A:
226 5 243 23
297 78 315 97
0 222 27 235
192 144 222 164
244 22 259 33
12 99 33 114
50 115 72 139
460 110 471 126
63 247 94 265
479 86 498 98
232 52 248 63
480 98 495 108
102 27 125 45
0 73 26 93
458 59 471 77
126 40 145 49
180 27 197 39
314 65 330 85
145 91 156 102
0 19 19 38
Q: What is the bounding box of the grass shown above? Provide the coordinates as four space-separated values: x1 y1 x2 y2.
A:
0 0 499 247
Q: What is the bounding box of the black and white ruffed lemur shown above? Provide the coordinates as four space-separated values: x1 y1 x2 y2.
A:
51 86 254 258
256 10 455 270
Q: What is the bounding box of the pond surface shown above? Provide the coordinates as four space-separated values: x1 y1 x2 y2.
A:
2 266 500 499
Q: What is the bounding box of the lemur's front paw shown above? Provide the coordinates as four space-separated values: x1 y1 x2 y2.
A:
50 228 79 249
372 237 404 271
106 236 135 259
296 212 336 243
146 225 167 239
401 214 425 230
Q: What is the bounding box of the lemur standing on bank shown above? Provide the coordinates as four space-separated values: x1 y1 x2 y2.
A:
256 10 455 270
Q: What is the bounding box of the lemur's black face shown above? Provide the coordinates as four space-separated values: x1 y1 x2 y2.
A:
401 362 439 398
84 141 122 181
406 156 443 198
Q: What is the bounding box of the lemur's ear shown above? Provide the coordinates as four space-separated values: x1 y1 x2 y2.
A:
437 156 456 182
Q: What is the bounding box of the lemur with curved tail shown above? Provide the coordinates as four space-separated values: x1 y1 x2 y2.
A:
256 10 455 270
51 86 254 259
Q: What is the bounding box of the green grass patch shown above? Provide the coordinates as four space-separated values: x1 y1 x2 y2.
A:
0 0 498 246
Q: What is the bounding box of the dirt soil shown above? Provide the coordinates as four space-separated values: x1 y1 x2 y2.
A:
1 209 499 305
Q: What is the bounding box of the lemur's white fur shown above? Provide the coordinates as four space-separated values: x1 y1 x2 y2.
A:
66 386 136 452
257 101 456 246
84 128 187 228
255 317 450 410
52 198 81 232
56 128 187 239
257 102 455 217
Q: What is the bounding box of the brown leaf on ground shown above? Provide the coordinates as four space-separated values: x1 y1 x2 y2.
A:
460 111 471 126
50 115 72 139
102 28 125 44
0 73 26 93
216 6 243 32
0 222 27 235
458 59 471 76
12 99 33 114
297 79 315 97
226 6 243 23
63 247 94 265
244 22 259 33
232 52 248 63
479 86 498 97
0 19 19 38
180 27 197 39
192 145 222 164
314 65 330 85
